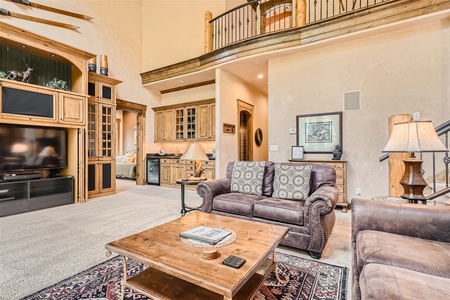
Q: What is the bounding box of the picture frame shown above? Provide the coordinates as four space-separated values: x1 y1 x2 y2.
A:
296 111 342 153
291 146 304 160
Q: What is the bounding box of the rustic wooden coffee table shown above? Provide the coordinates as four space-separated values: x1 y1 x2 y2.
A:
105 211 288 300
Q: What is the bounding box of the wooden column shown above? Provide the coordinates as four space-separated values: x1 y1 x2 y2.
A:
295 0 307 27
204 11 213 53
388 114 412 197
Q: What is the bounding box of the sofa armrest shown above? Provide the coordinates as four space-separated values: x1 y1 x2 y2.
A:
196 178 231 213
351 198 450 244
304 185 339 215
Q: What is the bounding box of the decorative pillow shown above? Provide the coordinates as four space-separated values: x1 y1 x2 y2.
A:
231 161 266 195
272 163 312 200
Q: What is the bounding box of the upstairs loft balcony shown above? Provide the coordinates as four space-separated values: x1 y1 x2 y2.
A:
141 0 450 93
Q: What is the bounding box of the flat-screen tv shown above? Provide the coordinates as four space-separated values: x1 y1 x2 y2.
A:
0 124 67 172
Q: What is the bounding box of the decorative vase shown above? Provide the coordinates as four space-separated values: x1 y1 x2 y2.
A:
100 54 108 76
88 57 96 72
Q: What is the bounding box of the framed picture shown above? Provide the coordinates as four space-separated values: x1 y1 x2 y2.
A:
291 146 304 160
296 111 342 153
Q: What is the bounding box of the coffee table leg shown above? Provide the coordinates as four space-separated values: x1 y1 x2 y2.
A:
121 256 127 300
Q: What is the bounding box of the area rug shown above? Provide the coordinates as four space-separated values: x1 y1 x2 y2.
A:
22 252 347 300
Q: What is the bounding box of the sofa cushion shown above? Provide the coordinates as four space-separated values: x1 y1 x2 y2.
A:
230 161 265 195
212 193 267 217
254 198 304 225
356 230 450 278
359 264 450 300
272 163 312 200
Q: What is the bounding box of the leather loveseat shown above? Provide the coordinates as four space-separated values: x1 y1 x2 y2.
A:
196 161 339 258
352 198 450 299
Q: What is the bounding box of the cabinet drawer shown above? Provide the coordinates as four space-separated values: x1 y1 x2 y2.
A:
160 159 172 164
336 177 344 185
325 162 345 169
334 169 345 177
202 160 215 166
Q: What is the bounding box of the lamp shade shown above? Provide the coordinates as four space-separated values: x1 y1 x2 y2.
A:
383 121 447 153
180 143 209 161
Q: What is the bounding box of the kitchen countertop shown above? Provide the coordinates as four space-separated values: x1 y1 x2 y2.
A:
146 153 215 160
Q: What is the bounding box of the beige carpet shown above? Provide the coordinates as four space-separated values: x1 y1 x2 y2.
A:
0 179 351 300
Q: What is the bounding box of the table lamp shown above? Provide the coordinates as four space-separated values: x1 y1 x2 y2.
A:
383 120 447 203
180 142 209 179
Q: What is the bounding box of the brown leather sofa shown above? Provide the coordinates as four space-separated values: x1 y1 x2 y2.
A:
352 198 450 300
196 161 339 259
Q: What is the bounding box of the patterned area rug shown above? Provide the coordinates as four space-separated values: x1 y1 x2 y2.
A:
22 252 347 300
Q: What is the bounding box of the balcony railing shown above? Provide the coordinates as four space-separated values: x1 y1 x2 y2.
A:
207 0 397 51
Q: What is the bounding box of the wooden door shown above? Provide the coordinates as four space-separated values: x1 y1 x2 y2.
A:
164 109 174 141
197 104 211 140
154 111 165 142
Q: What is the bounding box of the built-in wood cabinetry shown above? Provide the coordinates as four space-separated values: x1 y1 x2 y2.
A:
160 158 215 188
0 79 88 204
59 93 86 125
0 80 86 127
87 73 122 198
197 103 215 141
153 99 215 142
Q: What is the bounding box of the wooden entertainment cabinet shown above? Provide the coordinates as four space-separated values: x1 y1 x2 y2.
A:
0 176 73 217
0 22 115 208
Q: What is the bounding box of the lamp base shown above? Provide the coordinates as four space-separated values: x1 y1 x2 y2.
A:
400 158 427 204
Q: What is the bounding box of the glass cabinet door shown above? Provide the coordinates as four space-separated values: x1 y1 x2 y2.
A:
87 102 98 158
175 108 185 140
101 105 114 158
186 106 196 140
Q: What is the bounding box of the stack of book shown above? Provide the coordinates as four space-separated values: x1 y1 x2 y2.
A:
179 226 231 245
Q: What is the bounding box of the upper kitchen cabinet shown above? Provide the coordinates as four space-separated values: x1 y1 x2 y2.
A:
152 99 215 142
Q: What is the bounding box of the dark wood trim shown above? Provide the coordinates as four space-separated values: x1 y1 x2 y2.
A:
160 80 215 94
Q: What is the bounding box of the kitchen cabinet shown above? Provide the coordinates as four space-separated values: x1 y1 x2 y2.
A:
152 99 215 142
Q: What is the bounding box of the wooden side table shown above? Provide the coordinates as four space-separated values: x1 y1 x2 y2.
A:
176 180 202 216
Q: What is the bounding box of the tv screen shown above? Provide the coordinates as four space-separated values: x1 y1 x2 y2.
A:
0 124 67 172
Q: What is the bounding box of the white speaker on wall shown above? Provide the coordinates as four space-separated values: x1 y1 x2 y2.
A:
344 91 360 110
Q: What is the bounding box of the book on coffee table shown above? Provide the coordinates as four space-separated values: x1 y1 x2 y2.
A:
179 226 231 245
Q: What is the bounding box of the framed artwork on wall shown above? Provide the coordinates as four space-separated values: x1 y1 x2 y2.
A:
296 111 342 153
291 146 304 160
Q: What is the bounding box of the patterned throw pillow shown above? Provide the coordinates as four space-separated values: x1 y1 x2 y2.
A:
272 164 312 200
231 161 266 195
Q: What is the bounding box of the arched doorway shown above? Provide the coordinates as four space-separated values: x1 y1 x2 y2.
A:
237 100 254 161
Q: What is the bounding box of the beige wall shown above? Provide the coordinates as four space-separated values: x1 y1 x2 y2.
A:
142 0 225 71
216 69 268 177
268 19 450 201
